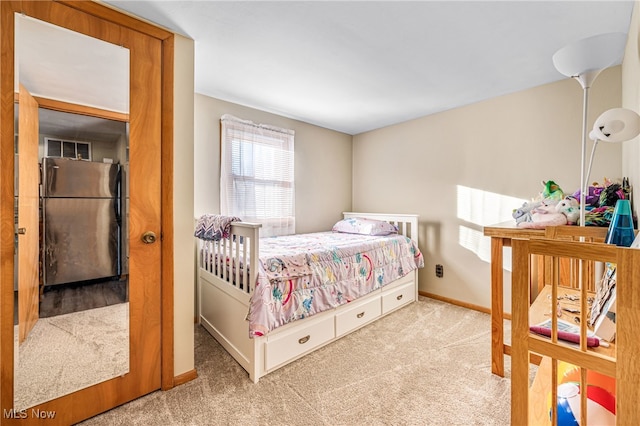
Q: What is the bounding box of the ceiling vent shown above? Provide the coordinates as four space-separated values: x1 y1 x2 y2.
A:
45 137 91 161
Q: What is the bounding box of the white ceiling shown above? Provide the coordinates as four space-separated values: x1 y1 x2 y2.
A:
16 14 129 114
16 14 129 141
20 1 638 136
103 0 636 135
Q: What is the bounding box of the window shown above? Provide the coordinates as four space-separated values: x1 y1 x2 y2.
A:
220 114 295 237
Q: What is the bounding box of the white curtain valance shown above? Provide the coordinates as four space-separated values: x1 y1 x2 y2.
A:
221 114 295 136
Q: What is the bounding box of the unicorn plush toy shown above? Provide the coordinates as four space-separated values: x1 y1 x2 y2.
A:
518 196 579 229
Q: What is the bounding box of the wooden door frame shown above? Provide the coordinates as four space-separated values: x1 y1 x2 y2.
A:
0 0 175 418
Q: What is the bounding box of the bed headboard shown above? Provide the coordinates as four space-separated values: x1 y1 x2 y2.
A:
342 212 419 244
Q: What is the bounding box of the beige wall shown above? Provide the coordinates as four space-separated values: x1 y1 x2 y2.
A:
622 1 640 210
353 66 622 312
173 34 195 376
194 95 353 234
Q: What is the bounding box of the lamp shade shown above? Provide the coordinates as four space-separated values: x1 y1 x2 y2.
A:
552 32 627 88
589 108 640 143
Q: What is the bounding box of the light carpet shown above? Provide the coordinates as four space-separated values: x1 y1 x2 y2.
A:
14 302 129 411
81 297 515 426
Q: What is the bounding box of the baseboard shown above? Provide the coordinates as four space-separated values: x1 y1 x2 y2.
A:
419 291 513 320
173 369 198 387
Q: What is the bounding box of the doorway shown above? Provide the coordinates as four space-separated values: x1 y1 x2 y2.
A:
1 1 175 424
15 102 131 410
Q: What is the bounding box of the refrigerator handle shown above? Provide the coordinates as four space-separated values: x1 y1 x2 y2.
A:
115 165 123 278
115 166 122 226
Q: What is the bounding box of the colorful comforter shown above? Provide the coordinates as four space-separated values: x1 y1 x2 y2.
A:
248 231 424 337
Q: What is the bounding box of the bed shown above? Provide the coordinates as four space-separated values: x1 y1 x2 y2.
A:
196 212 423 382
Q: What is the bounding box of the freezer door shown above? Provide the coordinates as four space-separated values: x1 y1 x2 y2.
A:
43 157 119 198
43 198 119 285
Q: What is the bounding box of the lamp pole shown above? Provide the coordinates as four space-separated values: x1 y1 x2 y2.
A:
579 83 589 228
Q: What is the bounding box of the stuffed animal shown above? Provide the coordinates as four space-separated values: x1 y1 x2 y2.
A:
573 178 628 208
572 185 603 207
556 196 580 225
542 180 565 202
599 182 626 206
518 202 568 229
513 180 565 225
512 200 544 224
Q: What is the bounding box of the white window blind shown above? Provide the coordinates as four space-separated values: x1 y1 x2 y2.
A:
220 114 295 237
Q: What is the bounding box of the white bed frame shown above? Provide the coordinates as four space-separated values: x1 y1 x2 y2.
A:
197 212 420 383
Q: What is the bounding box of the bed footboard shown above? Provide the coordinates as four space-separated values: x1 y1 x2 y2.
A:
198 222 261 296
197 221 262 379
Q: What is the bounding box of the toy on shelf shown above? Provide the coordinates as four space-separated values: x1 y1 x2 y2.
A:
556 197 580 224
513 200 544 225
514 177 635 228
513 180 566 225
542 180 565 201
573 184 604 207
517 197 579 229
577 178 634 227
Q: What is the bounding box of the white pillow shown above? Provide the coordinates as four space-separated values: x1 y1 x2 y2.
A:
332 217 398 236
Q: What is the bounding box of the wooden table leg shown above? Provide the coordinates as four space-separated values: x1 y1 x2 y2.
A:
491 237 505 377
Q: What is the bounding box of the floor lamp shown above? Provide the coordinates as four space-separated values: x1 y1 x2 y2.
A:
552 32 627 227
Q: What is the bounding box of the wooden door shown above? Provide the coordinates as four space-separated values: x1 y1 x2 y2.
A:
17 84 40 344
0 1 173 424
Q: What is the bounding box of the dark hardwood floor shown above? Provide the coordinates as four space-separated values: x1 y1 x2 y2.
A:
13 278 128 325
39 278 128 318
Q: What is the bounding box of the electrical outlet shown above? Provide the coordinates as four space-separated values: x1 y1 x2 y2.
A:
435 264 444 278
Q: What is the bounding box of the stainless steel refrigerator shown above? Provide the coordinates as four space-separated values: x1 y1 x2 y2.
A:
42 157 122 286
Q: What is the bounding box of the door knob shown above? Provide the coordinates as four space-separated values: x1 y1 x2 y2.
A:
141 231 157 244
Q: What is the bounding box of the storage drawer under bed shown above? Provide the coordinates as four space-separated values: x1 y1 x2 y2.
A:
335 295 381 337
382 280 415 314
264 314 335 371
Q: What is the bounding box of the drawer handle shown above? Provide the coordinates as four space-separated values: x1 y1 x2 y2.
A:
298 335 310 344
356 312 365 319
396 294 403 301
